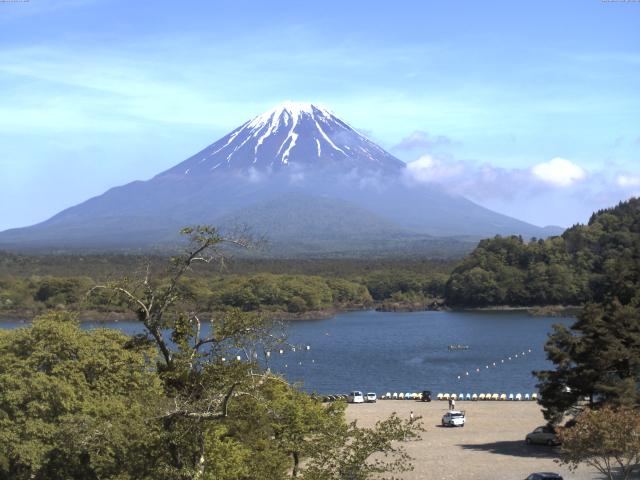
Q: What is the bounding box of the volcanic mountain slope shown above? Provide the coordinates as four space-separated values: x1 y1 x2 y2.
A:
159 101 405 177
0 102 562 253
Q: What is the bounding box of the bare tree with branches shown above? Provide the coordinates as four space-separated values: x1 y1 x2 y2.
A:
89 226 280 479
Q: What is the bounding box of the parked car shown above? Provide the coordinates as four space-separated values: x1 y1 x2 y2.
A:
441 410 465 427
525 426 560 446
524 473 563 480
347 391 365 403
421 390 432 402
365 392 377 403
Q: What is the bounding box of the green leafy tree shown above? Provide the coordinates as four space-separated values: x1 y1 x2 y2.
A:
558 406 640 480
89 226 279 479
0 311 163 480
303 414 422 480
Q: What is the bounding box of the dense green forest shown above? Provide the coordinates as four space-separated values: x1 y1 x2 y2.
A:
445 198 640 307
0 255 452 318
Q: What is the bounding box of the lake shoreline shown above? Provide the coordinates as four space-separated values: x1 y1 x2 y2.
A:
462 304 581 317
0 302 580 322
0 307 362 323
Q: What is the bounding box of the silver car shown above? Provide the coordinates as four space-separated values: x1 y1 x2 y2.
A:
525 426 560 446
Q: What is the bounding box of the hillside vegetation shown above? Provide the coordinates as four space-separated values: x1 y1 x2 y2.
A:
445 198 640 307
0 258 451 319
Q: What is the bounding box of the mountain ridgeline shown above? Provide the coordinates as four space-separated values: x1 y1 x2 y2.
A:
0 102 560 254
445 198 640 307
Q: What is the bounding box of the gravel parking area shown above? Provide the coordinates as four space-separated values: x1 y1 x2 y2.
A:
345 401 598 480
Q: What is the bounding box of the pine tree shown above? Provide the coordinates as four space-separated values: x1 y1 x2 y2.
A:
536 297 640 424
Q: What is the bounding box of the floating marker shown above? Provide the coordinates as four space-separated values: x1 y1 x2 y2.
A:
236 355 241 361
457 375 461 379
486 365 489 369
476 368 480 372
306 345 311 350
279 349 284 354
492 362 496 366
465 371 469 376
298 361 302 365
292 347 296 352
501 359 504 363
284 364 287 368
221 357 226 362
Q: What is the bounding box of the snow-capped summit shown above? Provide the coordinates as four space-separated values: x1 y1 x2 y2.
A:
159 101 405 177
245 101 334 129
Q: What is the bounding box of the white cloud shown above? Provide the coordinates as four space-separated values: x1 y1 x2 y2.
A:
531 157 586 187
401 151 640 226
405 155 465 183
616 173 640 187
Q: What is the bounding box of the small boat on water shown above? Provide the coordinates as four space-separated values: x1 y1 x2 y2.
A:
448 344 470 351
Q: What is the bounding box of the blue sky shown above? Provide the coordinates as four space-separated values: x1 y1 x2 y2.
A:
1 0 639 230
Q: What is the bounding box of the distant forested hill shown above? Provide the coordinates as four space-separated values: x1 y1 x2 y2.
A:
445 198 640 307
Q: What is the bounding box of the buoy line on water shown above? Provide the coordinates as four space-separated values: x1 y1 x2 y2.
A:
227 342 538 399
264 343 315 369
324 346 539 403
455 348 534 381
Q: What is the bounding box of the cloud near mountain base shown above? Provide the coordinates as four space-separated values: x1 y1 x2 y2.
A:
404 154 639 227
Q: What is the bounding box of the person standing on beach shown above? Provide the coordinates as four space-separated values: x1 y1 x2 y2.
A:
448 398 452 410
451 398 456 410
410 411 414 423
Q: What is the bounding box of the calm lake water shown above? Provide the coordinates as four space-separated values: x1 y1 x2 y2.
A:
2 310 572 395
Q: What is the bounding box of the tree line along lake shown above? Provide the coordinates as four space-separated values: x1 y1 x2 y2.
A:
2 310 571 395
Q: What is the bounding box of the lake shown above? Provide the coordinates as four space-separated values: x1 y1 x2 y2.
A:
1 310 572 395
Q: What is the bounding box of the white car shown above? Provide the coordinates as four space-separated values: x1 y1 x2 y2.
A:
365 392 377 403
347 391 365 403
442 410 466 427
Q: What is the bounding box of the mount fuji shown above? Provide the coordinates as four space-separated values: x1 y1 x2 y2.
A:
0 101 562 255
161 101 405 176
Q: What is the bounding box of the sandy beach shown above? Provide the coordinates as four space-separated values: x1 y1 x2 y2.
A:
346 400 598 480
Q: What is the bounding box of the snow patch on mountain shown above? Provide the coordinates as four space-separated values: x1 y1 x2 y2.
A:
158 101 406 178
